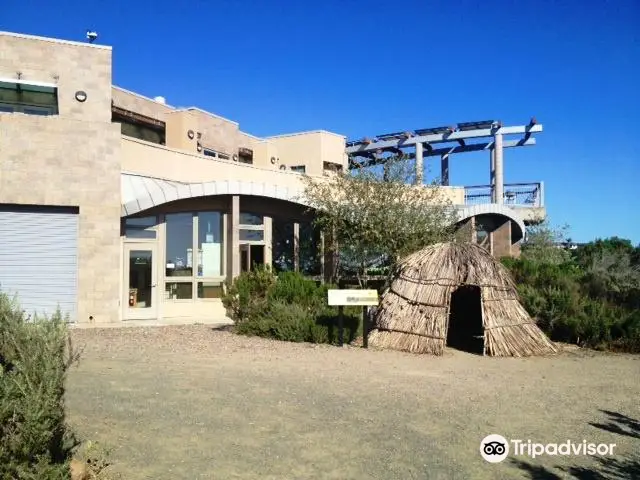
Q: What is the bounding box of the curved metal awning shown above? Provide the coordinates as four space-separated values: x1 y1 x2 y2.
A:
121 173 308 217
121 173 526 240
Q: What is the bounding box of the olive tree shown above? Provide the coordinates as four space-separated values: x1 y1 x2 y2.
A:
301 156 460 286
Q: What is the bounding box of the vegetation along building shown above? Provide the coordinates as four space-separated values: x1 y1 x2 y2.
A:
0 31 546 324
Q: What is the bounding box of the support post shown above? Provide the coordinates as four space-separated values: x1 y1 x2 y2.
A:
293 222 300 272
338 305 344 346
494 132 504 204
229 195 240 279
441 154 450 186
264 216 272 268
490 148 496 202
362 306 368 349
415 142 424 185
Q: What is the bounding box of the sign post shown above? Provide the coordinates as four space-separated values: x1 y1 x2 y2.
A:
328 289 379 348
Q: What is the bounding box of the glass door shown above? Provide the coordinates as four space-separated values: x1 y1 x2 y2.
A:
124 244 157 320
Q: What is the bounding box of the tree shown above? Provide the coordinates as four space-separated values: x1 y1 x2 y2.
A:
520 220 572 265
301 156 459 286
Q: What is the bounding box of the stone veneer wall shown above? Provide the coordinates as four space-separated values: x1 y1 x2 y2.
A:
0 33 121 323
0 115 122 323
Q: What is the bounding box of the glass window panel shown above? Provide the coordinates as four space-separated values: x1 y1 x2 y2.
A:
198 211 223 277
299 221 321 276
240 229 264 241
272 219 294 273
125 216 157 239
165 282 193 300
239 212 263 225
128 250 153 308
197 281 224 299
166 213 194 277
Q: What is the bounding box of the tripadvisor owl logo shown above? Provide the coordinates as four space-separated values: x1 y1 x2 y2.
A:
480 434 509 463
480 434 617 463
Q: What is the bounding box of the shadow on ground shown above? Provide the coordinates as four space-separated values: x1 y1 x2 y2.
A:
512 410 640 479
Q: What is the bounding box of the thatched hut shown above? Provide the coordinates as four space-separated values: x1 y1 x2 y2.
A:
368 242 556 357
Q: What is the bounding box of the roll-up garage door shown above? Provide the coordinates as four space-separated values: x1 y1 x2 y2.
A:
0 205 78 321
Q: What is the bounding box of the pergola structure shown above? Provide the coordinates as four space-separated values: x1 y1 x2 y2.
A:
346 119 543 206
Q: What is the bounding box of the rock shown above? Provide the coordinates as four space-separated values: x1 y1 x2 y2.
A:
70 459 89 480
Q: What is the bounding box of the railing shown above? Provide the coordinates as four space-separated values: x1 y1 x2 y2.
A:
464 182 544 207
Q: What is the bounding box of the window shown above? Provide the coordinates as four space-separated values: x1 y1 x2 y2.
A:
112 107 165 145
240 229 264 241
290 165 306 174
0 79 58 115
239 213 263 225
197 281 224 299
203 148 230 160
165 282 193 300
125 216 157 239
164 211 225 302
238 147 253 164
165 213 193 277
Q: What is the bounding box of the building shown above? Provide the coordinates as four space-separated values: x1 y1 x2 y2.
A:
0 31 545 325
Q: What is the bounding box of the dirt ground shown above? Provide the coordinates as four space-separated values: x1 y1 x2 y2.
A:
66 326 639 479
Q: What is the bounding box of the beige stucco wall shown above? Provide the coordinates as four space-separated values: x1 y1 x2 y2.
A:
112 86 173 121
0 114 122 324
122 137 309 190
122 137 464 206
269 131 348 176
0 32 112 123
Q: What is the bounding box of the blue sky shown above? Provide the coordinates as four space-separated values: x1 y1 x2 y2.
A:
3 0 639 243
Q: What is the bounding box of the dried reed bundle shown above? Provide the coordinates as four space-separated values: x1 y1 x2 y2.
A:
369 242 556 356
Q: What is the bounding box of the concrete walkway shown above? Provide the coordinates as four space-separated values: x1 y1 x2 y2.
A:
69 316 233 329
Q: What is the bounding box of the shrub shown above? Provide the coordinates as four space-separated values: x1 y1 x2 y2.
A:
222 265 276 324
225 270 362 344
0 294 80 479
502 255 640 353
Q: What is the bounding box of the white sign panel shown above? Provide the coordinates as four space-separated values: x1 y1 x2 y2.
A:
202 243 221 277
328 289 379 306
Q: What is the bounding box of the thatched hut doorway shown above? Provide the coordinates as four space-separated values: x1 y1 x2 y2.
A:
447 285 484 354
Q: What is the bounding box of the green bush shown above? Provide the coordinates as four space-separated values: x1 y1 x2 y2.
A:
225 270 361 344
502 253 640 352
0 294 80 479
222 265 276 324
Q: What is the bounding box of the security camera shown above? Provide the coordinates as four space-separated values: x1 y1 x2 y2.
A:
86 30 98 43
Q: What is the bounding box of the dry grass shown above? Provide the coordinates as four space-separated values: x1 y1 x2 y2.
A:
370 242 557 356
65 326 639 480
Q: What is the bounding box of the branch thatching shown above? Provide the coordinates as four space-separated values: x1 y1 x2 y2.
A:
369 242 557 357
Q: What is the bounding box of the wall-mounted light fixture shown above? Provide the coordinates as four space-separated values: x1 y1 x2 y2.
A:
270 157 277 164
187 130 195 139
75 91 87 103
196 142 203 152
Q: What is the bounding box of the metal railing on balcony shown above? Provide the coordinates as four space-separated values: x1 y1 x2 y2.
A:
464 182 544 207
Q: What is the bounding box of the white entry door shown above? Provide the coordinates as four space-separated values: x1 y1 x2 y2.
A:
124 243 158 320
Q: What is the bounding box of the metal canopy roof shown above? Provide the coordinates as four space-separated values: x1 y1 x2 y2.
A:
347 118 541 168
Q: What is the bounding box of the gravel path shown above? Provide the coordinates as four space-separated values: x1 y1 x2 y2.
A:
66 325 640 479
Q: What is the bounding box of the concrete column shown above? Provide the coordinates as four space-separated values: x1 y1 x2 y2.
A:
441 154 450 186
491 218 512 258
293 222 300 272
494 132 504 204
264 216 273 268
489 148 496 202
415 142 424 185
228 195 240 279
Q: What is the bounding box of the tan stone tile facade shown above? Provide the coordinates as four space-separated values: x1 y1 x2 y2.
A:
0 32 121 323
